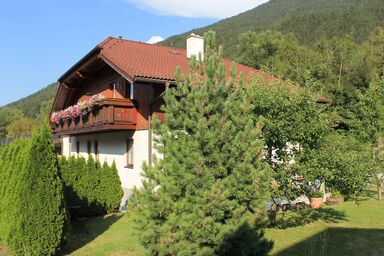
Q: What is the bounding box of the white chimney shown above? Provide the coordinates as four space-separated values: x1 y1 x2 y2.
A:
186 33 204 61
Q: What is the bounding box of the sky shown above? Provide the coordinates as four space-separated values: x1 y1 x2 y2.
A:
0 0 268 107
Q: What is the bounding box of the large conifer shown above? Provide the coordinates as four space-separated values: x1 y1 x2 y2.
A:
132 31 272 255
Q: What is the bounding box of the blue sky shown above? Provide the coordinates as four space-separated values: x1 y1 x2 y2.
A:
0 0 267 106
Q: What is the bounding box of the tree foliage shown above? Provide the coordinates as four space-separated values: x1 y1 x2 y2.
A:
248 81 330 202
0 107 23 139
131 31 273 255
162 0 384 59
0 125 66 256
297 132 370 200
58 156 123 215
6 118 37 138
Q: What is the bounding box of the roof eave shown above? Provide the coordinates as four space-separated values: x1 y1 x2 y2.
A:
58 45 101 82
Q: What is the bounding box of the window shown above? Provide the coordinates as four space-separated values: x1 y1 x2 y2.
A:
87 141 92 156
126 139 134 168
109 81 117 98
94 141 99 160
125 80 130 98
76 141 80 157
130 82 134 100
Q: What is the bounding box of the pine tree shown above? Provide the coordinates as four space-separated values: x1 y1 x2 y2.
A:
132 31 273 255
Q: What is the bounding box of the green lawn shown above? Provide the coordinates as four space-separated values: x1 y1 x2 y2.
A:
1 196 383 255
266 198 384 256
63 214 145 256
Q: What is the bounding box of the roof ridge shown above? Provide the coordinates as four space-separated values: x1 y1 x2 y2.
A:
106 36 186 52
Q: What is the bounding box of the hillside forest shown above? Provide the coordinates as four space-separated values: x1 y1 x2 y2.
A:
0 82 58 140
1 0 384 140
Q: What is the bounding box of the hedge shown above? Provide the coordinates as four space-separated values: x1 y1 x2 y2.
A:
59 156 123 216
0 126 66 256
0 127 123 255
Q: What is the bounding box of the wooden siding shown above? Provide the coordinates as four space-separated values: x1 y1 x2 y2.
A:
134 82 154 130
53 61 169 134
51 98 137 136
75 66 124 104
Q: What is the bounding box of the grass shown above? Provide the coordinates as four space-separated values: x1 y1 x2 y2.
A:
266 198 384 256
63 214 145 256
66 195 384 256
0 195 383 255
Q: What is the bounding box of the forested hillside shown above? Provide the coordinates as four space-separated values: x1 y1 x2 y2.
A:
2 0 384 139
162 0 384 59
6 82 58 119
0 82 58 139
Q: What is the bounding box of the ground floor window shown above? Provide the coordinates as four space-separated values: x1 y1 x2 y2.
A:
94 141 99 160
126 139 134 168
87 141 91 156
76 141 80 157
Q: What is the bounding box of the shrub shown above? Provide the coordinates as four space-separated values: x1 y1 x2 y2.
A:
100 161 123 213
0 139 29 242
0 126 66 256
59 156 123 216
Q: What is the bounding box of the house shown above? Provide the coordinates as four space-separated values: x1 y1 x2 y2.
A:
50 34 263 204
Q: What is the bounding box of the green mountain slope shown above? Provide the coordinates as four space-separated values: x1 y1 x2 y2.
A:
161 0 384 58
3 82 58 120
3 0 384 125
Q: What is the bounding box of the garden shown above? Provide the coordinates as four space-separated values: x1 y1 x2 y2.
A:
53 190 384 256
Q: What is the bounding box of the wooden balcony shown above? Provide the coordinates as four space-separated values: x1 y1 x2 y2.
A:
51 98 137 136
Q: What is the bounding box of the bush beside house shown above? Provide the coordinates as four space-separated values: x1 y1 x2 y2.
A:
0 125 122 255
59 156 123 216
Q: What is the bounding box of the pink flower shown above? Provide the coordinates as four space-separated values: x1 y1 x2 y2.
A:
52 94 106 125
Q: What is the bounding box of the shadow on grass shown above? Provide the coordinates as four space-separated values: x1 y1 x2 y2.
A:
274 208 347 229
274 227 384 256
59 214 122 255
217 222 274 256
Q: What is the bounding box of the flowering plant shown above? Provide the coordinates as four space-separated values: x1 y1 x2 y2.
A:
51 94 106 125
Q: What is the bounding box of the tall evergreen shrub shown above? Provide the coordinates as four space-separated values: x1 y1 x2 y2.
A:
100 161 123 213
131 31 273 255
59 156 122 215
0 126 66 256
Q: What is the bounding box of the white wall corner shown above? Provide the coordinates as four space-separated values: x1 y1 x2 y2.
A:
186 33 204 61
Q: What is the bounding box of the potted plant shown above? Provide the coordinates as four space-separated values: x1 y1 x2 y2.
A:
309 191 323 209
326 190 344 205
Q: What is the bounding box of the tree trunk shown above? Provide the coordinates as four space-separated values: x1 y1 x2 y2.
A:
378 183 382 201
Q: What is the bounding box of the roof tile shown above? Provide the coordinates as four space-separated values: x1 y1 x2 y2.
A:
98 37 263 81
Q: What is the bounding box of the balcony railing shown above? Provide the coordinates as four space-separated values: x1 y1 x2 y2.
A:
51 98 137 135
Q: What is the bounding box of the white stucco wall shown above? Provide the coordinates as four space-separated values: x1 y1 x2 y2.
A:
187 34 204 61
61 130 150 190
61 136 71 157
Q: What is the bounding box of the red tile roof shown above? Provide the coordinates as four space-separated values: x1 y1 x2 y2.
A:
97 36 264 82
